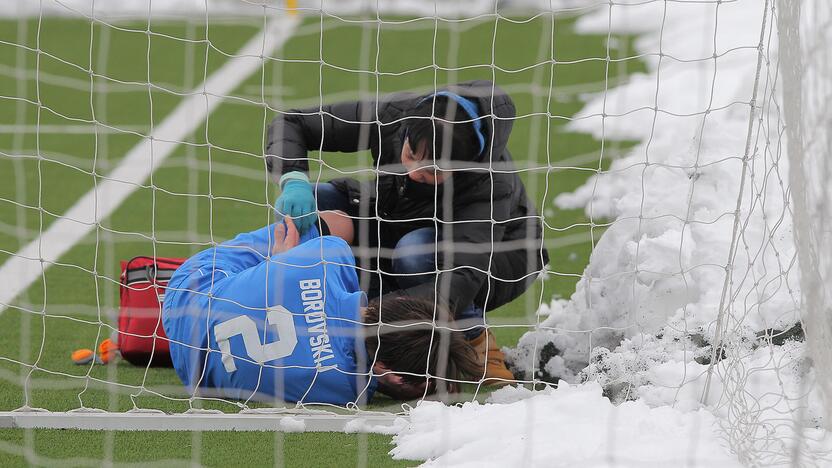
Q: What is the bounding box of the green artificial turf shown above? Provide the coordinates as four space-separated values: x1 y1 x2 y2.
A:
0 429 412 467
0 11 644 466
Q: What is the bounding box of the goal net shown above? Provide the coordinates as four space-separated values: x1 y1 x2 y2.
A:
0 0 830 465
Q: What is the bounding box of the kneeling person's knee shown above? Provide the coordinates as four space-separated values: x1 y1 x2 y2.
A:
319 210 354 245
391 229 436 275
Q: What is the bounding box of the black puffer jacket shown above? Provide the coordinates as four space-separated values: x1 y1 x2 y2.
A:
266 80 549 316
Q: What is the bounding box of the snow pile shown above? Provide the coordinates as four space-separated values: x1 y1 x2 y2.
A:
508 0 803 400
392 382 741 467
278 416 307 432
393 1 831 466
499 0 832 463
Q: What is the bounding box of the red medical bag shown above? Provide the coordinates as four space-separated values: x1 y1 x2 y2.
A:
118 256 185 367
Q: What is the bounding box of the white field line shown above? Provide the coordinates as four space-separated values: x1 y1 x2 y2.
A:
0 15 300 314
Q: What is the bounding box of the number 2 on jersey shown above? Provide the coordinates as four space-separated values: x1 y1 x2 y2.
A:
213 305 298 373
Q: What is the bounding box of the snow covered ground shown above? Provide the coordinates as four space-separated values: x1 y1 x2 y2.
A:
393 383 742 467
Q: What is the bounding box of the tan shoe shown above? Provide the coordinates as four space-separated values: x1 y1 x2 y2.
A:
468 330 514 386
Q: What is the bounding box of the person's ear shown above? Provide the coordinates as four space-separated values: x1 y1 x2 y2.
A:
412 139 427 162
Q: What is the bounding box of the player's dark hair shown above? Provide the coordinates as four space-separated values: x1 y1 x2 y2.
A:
405 94 481 163
364 296 481 386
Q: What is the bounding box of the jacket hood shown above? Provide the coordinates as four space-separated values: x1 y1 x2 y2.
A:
440 80 516 165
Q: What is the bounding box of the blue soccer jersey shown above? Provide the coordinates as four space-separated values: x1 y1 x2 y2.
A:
162 224 377 406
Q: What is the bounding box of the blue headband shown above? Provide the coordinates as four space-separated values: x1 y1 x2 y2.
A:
417 91 486 156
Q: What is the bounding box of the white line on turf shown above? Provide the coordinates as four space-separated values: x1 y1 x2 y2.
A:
0 15 300 315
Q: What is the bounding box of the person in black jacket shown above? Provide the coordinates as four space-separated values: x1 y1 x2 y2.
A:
265 80 549 385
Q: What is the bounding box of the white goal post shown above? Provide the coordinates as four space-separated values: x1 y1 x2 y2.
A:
0 410 402 433
780 0 832 432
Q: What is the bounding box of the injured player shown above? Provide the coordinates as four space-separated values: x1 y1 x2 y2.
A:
162 211 481 406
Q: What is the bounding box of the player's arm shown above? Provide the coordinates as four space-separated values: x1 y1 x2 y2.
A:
179 225 277 280
185 216 320 279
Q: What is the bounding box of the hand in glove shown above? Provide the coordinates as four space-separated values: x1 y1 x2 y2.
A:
274 171 317 234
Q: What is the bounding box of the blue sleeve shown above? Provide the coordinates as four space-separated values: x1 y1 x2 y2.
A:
269 234 353 270
176 224 322 281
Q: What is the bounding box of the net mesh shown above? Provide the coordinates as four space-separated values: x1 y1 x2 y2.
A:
0 0 830 465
